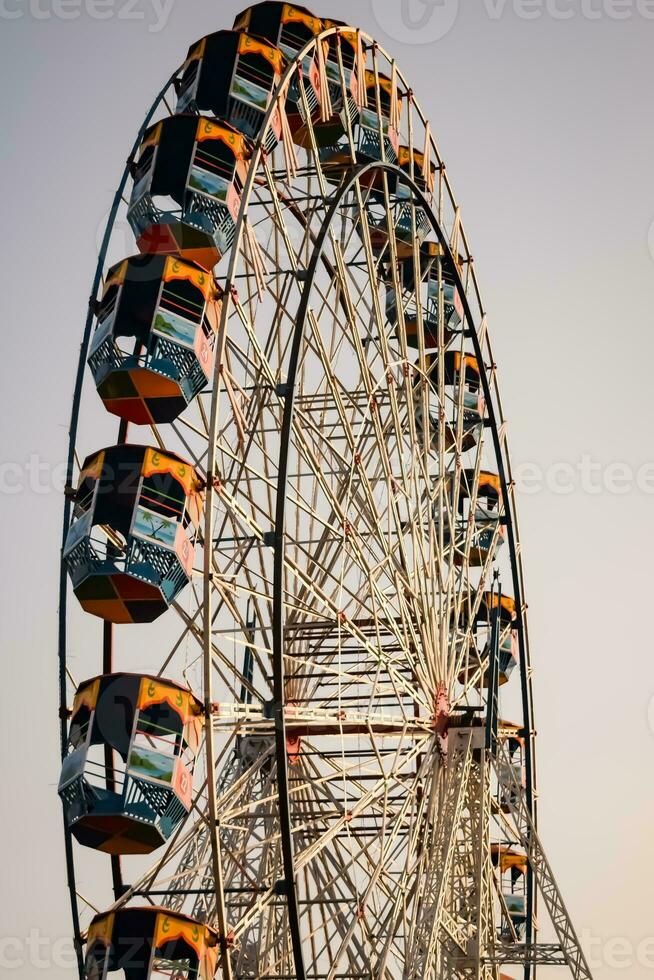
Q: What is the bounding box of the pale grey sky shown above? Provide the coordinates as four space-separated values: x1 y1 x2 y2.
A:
1 1 653 977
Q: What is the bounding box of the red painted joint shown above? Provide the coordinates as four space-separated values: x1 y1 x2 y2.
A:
433 684 450 761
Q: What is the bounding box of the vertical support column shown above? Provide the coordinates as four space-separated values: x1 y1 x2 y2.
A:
437 729 495 980
407 733 473 979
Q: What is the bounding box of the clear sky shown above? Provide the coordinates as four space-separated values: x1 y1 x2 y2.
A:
1 1 653 977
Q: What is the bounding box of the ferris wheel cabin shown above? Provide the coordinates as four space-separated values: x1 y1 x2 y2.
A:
498 720 527 813
64 445 204 623
356 70 401 163
88 255 222 425
417 351 485 452
434 469 505 567
386 241 464 349
233 2 323 121
320 67 401 182
286 19 363 150
322 19 360 108
477 591 518 685
348 144 436 262
176 30 285 152
59 674 202 855
460 470 505 566
233 2 322 74
359 145 437 258
491 844 528 940
456 591 519 689
127 116 253 270
83 907 219 980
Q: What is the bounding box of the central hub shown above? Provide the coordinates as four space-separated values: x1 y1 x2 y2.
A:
433 684 450 760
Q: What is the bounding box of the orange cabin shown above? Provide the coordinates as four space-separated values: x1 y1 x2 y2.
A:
476 591 518 685
288 22 364 150
492 845 528 938
234 2 322 67
234 2 324 123
434 470 505 567
320 68 402 183
64 445 204 623
456 591 518 688
491 844 528 877
352 144 437 259
322 20 361 108
356 70 401 163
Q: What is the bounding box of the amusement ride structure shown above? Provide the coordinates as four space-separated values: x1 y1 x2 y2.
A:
57 5 594 978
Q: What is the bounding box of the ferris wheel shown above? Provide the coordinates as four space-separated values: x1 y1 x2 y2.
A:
57 6 594 979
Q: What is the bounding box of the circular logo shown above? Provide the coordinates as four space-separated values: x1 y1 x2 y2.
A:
647 692 654 735
371 0 460 45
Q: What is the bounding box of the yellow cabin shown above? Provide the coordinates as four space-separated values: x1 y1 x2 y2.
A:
83 907 219 979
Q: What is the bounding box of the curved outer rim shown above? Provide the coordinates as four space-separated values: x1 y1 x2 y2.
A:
58 27 537 980
270 158 534 980
57 72 177 976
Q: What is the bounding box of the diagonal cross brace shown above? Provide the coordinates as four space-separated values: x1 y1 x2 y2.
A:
493 744 594 980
